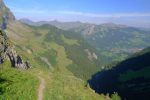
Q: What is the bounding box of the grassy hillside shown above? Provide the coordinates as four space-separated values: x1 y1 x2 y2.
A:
24 21 150 64
67 24 150 63
2 15 149 100
0 20 112 99
0 61 38 100
15 23 103 80
0 59 109 100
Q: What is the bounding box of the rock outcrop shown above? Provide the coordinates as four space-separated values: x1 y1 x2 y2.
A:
84 49 98 61
0 30 30 69
0 0 30 69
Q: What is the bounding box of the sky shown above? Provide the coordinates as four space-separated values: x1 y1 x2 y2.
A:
3 0 150 28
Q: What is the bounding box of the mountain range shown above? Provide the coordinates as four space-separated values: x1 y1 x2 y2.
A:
21 18 150 64
0 0 150 99
0 0 112 99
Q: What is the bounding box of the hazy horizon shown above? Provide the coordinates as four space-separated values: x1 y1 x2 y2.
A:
4 0 150 28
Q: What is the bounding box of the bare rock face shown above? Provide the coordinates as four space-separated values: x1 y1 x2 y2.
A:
0 0 15 29
0 29 8 63
0 30 30 69
7 47 31 69
84 49 98 61
0 1 29 69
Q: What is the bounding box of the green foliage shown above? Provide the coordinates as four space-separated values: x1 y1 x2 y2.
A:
0 61 38 100
43 26 100 80
61 34 79 46
74 25 150 65
111 93 121 100
43 72 107 100
41 49 58 67
34 57 49 69
65 44 99 80
119 67 150 82
0 2 137 100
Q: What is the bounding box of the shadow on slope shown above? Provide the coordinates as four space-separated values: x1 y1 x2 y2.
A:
88 48 150 100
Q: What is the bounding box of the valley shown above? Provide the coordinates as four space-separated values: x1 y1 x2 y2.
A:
21 19 150 64
89 47 150 100
0 0 150 100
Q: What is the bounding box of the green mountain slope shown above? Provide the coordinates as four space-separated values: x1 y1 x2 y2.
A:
6 21 103 80
89 47 150 100
22 20 150 63
54 22 150 63
0 0 112 99
0 22 109 100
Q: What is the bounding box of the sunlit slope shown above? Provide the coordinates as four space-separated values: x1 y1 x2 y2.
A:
6 22 103 80
0 21 111 100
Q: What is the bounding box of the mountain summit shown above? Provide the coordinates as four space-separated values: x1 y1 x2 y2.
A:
0 0 15 29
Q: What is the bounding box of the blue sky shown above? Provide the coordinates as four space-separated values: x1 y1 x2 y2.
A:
3 0 150 27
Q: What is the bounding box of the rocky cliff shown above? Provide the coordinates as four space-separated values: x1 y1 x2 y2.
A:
0 0 30 69
0 30 30 69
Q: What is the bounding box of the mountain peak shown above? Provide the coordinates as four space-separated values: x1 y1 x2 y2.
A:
0 0 15 29
0 0 4 7
0 0 2 3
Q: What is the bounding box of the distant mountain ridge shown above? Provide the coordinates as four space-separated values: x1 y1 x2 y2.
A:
1 0 150 99
1 2 104 80
0 1 110 99
20 18 150 63
20 18 127 31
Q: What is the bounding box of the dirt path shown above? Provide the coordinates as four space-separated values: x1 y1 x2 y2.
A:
37 76 45 100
